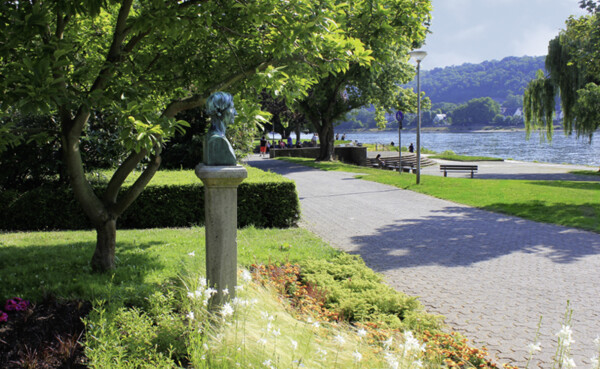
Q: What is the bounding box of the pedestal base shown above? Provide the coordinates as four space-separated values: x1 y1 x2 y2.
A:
195 164 247 307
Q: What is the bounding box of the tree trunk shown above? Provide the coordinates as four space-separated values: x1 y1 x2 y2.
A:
294 124 301 145
91 218 117 271
316 121 335 161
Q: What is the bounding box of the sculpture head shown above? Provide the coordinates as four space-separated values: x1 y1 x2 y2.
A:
206 92 236 134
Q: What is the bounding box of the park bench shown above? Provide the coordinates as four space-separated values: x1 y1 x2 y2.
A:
439 164 478 178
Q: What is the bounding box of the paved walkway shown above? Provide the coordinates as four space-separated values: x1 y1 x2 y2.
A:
245 154 600 368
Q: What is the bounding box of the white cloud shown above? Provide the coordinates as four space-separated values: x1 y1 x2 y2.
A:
511 25 559 57
423 0 587 70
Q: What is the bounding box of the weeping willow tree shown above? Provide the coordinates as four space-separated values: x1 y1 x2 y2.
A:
524 2 600 142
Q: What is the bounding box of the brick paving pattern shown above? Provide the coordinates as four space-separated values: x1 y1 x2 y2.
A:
247 155 600 368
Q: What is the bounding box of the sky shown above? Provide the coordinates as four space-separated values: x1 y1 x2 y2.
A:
422 0 588 70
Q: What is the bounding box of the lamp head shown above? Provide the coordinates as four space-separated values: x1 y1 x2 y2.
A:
409 50 427 62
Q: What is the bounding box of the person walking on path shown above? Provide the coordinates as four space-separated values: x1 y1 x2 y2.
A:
259 136 267 157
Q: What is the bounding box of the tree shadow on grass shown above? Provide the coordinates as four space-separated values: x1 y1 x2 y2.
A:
0 239 169 304
523 180 600 190
483 201 599 233
350 205 600 272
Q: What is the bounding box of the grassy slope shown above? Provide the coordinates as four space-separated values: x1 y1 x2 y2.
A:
279 157 600 233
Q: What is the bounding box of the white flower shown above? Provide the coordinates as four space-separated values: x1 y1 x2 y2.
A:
262 359 272 368
290 339 298 350
413 359 424 368
402 331 426 353
258 338 267 346
241 269 252 282
357 328 367 338
316 348 327 358
352 350 362 362
186 311 195 320
198 277 207 287
187 251 195 256
561 356 576 368
557 325 575 345
334 334 346 346
235 285 243 292
222 288 229 296
312 321 321 329
261 311 270 320
383 336 393 350
221 302 234 317
384 352 399 369
527 341 542 354
272 329 281 337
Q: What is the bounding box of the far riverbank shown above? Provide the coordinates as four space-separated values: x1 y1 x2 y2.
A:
335 130 600 167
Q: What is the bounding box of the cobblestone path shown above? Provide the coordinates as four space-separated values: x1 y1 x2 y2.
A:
246 156 600 368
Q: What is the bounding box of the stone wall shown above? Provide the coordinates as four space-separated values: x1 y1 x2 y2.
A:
269 146 367 166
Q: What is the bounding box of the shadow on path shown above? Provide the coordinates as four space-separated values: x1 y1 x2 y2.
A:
350 206 600 271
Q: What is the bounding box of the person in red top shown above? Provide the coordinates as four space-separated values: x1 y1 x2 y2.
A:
259 136 267 156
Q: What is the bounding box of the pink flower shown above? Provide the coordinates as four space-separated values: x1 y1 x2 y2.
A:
4 297 30 312
0 311 7 323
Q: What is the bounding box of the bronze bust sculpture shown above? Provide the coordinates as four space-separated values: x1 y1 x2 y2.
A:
203 92 237 166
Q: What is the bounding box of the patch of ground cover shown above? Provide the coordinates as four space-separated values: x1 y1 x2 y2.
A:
430 151 503 161
279 157 600 233
252 257 516 369
570 170 600 177
0 227 515 368
0 227 333 368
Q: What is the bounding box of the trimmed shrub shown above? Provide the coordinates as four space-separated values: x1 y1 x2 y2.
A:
0 182 299 231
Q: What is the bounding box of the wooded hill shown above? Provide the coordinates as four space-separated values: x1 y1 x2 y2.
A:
412 55 545 105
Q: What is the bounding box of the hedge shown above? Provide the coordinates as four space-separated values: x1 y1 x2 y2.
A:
0 182 300 231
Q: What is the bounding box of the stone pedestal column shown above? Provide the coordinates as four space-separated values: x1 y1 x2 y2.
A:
195 164 247 307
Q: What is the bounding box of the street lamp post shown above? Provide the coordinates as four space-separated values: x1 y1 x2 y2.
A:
409 50 427 184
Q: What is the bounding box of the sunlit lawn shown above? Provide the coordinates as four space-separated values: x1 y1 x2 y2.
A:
279 157 600 233
0 227 336 303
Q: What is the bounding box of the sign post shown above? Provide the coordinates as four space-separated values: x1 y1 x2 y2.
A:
396 111 404 175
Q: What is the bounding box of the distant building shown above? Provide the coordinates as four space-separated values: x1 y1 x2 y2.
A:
434 113 447 124
513 108 523 117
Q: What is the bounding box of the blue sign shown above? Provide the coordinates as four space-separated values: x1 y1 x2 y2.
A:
396 110 404 122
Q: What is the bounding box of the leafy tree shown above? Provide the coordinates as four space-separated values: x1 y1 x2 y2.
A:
296 0 432 161
259 91 307 145
0 0 370 271
450 97 500 126
524 1 600 141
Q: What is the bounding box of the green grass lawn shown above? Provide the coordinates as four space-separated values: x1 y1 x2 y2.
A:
0 227 335 303
429 153 503 161
88 165 289 186
0 227 450 368
279 157 600 233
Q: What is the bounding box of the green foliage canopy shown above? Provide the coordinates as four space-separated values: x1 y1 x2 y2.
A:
450 97 500 126
524 3 600 141
0 0 373 271
295 0 432 160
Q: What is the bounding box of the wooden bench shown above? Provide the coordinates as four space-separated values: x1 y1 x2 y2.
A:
440 164 478 178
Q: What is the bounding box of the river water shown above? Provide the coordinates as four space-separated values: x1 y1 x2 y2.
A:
336 130 600 166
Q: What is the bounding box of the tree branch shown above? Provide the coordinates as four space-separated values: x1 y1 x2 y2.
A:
162 61 272 118
111 145 162 216
103 148 148 206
